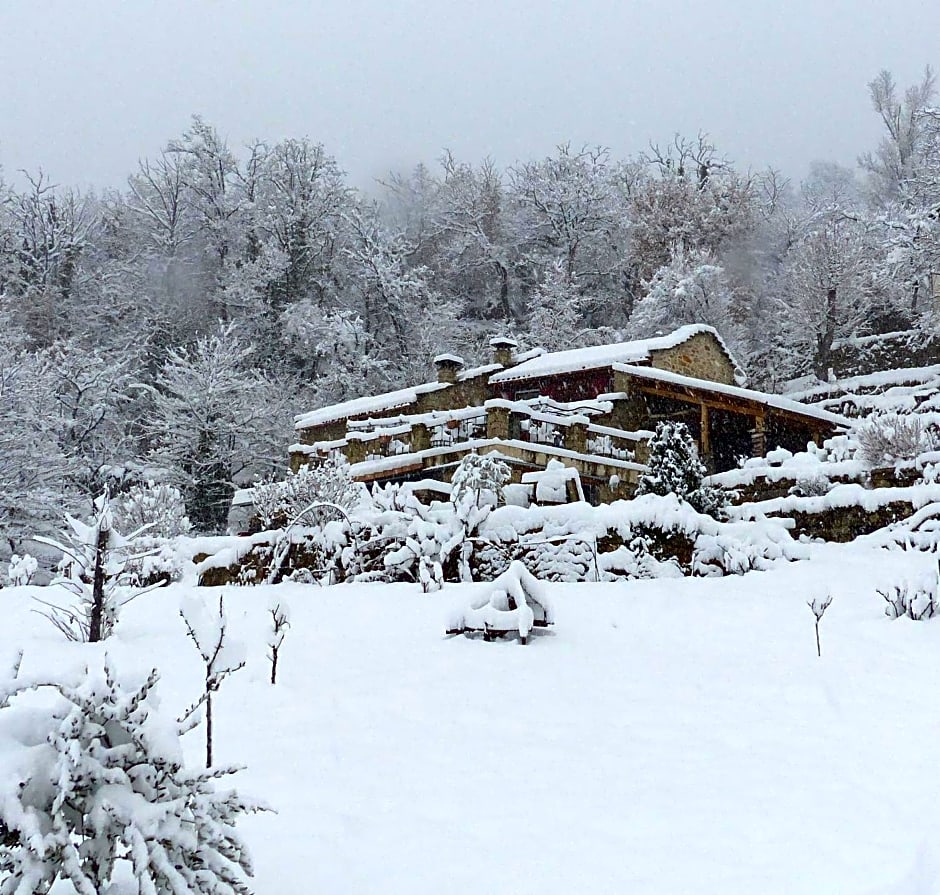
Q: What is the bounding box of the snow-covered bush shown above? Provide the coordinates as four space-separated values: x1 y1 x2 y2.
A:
636 421 727 517
6 553 37 587
0 657 263 894
115 479 193 538
446 452 511 580
343 484 454 586
252 456 364 531
856 413 935 468
878 578 938 620
33 492 159 642
788 474 832 497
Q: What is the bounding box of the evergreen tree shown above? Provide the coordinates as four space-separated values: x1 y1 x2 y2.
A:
0 658 263 894
636 421 726 517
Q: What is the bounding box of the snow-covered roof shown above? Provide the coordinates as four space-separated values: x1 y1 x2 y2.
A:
457 363 502 382
614 364 851 427
294 381 448 430
489 325 733 384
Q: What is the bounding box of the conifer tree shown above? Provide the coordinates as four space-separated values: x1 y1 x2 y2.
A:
636 421 726 517
0 658 263 894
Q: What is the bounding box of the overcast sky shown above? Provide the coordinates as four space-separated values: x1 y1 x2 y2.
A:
1 1 938 192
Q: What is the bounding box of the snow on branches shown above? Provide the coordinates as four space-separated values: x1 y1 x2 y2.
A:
636 421 727 517
32 491 160 642
0 657 264 895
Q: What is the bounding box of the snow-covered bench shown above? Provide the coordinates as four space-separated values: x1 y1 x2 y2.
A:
446 561 553 645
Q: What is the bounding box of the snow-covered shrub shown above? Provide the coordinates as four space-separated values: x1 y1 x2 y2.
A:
114 479 193 538
0 657 263 894
33 492 159 642
788 474 832 497
342 484 455 586
856 413 935 468
636 421 727 517
446 452 511 580
519 536 596 582
878 579 938 620
6 553 37 587
252 456 364 531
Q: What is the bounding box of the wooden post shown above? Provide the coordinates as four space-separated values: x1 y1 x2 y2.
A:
751 415 766 458
699 404 711 467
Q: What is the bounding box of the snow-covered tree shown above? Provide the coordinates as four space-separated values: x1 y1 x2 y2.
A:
180 594 247 767
859 67 937 207
149 323 287 533
0 657 262 894
115 479 193 539
636 421 726 517
32 491 153 642
0 329 73 554
445 452 511 580
251 456 364 530
527 259 583 350
628 247 742 348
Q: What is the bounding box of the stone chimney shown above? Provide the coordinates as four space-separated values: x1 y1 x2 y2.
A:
433 353 465 384
489 335 518 367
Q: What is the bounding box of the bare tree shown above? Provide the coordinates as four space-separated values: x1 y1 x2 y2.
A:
179 594 246 767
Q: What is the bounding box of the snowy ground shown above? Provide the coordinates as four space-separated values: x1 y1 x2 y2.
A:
5 542 940 894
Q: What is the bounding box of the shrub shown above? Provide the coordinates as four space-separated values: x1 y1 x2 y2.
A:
856 413 934 468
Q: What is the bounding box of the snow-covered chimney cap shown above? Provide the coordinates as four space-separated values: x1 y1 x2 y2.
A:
433 353 465 367
489 335 518 349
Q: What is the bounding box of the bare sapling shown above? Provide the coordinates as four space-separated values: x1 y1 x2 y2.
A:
267 598 290 685
179 593 246 767
807 593 833 657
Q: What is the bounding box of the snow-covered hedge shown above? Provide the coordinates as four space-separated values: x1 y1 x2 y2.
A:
192 491 807 586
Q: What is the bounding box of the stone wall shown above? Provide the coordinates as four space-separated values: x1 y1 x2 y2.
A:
830 330 940 378
650 332 736 384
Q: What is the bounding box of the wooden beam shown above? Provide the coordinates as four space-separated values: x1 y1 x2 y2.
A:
630 379 836 431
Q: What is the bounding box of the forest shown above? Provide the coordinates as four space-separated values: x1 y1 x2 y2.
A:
1 66 938 545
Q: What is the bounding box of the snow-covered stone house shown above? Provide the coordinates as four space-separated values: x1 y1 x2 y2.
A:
290 325 846 505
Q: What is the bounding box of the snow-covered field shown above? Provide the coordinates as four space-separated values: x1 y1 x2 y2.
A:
5 542 940 894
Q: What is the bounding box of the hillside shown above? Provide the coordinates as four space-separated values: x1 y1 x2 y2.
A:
3 539 940 894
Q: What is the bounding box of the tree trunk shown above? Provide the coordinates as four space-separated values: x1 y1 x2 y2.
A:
206 685 213 767
88 525 109 642
813 287 838 379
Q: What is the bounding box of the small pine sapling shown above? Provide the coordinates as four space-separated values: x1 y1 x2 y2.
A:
267 597 290 685
0 656 264 894
636 421 727 517
180 594 247 766
807 593 833 657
